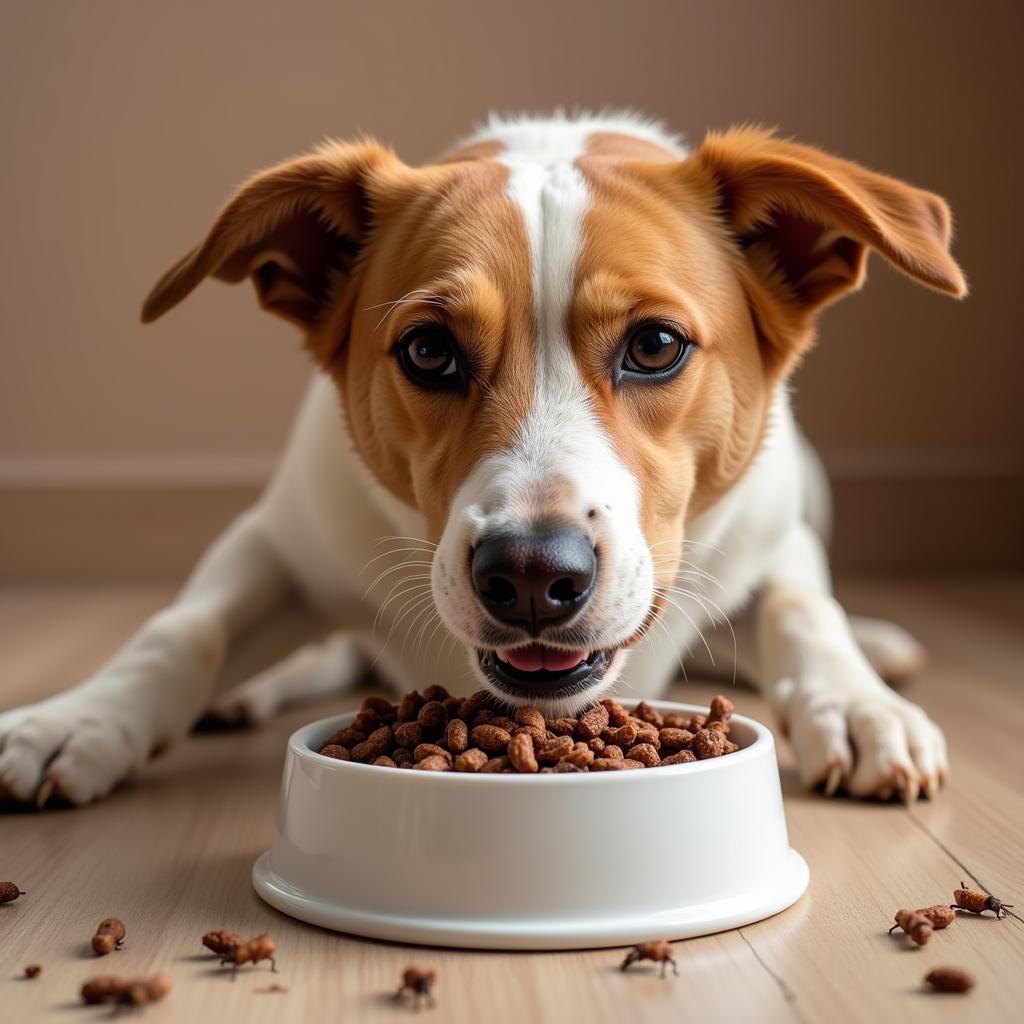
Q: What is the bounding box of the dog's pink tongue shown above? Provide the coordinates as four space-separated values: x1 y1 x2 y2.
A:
501 644 587 672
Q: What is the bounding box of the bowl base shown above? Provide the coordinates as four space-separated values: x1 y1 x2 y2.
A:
252 848 809 950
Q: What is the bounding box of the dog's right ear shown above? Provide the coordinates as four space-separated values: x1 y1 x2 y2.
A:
141 140 404 329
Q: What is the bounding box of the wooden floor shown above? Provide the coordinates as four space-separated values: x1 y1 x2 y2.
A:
2 576 1022 1023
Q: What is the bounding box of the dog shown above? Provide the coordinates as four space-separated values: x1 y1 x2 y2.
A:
0 113 965 807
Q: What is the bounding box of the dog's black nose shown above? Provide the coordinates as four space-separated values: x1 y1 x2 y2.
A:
471 528 597 634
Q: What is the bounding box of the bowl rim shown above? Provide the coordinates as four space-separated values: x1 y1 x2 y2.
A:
288 698 773 786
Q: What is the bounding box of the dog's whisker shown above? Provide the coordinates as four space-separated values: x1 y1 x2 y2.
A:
653 587 715 667
372 581 433 633
359 546 436 576
373 535 438 549
667 586 739 688
361 561 434 598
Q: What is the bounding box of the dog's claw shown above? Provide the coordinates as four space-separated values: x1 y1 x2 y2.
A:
35 776 55 810
824 762 844 797
902 775 920 806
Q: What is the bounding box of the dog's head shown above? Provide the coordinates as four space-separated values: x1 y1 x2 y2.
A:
144 117 964 713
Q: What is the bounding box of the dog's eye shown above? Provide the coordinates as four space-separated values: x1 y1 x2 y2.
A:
396 326 465 391
622 326 691 376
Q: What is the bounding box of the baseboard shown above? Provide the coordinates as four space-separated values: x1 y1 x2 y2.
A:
1 454 1021 579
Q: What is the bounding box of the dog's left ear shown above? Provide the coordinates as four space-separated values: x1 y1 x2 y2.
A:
690 127 967 364
141 139 405 328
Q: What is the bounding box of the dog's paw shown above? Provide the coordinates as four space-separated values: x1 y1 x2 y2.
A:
781 682 948 802
0 694 156 807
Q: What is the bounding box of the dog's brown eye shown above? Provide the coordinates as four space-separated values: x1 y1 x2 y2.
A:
396 326 465 391
623 326 690 376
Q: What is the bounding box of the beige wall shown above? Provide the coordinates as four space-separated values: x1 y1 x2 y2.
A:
1 0 1021 573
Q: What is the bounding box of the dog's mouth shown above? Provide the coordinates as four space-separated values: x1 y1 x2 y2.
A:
477 643 619 700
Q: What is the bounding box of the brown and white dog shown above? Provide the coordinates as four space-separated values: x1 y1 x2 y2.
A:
0 113 965 806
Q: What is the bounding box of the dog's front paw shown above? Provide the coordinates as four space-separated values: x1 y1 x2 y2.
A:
0 693 157 807
780 679 948 802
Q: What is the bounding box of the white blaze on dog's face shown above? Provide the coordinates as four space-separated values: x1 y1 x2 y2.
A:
142 115 965 714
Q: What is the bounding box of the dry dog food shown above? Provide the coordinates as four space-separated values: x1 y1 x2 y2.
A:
0 881 26 903
319 690 741 773
620 939 678 977
924 967 975 993
889 908 933 946
914 904 956 929
81 973 172 1006
91 917 126 955
952 882 1014 919
396 965 436 1008
24 965 41 979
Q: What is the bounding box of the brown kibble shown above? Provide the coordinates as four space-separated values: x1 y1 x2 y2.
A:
422 685 450 703
916 905 956 929
694 728 725 760
587 737 606 753
709 694 734 726
445 718 469 754
442 696 462 719
633 702 665 728
92 917 126 956
453 748 488 773
547 717 579 736
708 720 727 734
626 743 661 767
392 747 414 768
562 741 595 768
512 723 546 745
414 754 450 772
82 976 124 1004
397 690 425 722
515 706 546 731
325 726 365 748
24 965 41 979
319 743 351 761
660 750 697 765
602 745 624 760
603 722 639 747
924 967 975 993
351 725 393 763
592 757 644 771
663 712 690 729
479 756 510 774
352 708 382 734
889 908 933 945
82 973 172 1006
373 756 397 768
413 743 451 764
507 732 539 773
632 721 661 748
473 709 496 725
537 735 574 765
470 724 512 753
396 965 436 1009
417 700 446 731
457 690 489 721
578 704 610 740
659 728 695 751
689 714 707 731
0 882 25 904
361 695 396 720
202 930 243 956
393 722 423 748
553 761 586 773
951 882 1014 919
722 740 739 754
223 933 277 972
601 698 630 726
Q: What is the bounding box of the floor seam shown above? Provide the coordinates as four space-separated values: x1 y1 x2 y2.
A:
737 928 807 1024
905 811 987 891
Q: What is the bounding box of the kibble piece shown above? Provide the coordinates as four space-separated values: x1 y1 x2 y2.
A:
479 756 510 774
604 722 639 747
24 965 41 979
0 882 26 904
602 745 624 760
663 712 690 729
578 704 610 740
951 882 1014 919
373 756 397 768
621 938 677 977
889 908 933 945
393 722 423 748
924 967 975 993
592 757 644 771
222 933 277 974
562 742 596 768
722 740 740 754
507 732 539 773
397 690 426 722
707 720 727 734
515 707 545 731
319 743 351 761
708 694 734 727
453 748 488 773
916 905 956 929
553 761 586 773
92 917 126 956
632 721 661 748
547 717 579 736
442 697 462 719
694 728 725 760
633 701 664 728
414 754 450 772
81 976 127 1004
445 718 469 754
396 965 437 1009
601 698 630 726
414 743 452 765
457 691 489 721
325 726 365 748
661 750 697 765
512 723 546 745
202 930 243 956
659 728 695 752
626 743 661 768
587 737 606 753
122 974 173 1006
352 708 382 734
473 709 496 725
537 735 574 765
470 724 512 753
361 695 396 721
417 701 446 731
351 726 394 763
392 747 414 768
422 685 450 703
689 713 707 731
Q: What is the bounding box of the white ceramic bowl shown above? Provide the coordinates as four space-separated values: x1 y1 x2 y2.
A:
253 700 808 949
